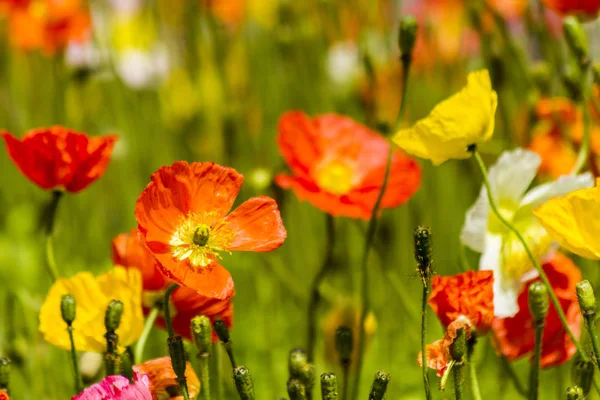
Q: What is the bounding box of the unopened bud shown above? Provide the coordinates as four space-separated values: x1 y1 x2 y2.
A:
563 16 589 67
576 280 597 315
566 386 584 400
191 316 212 355
572 358 594 395
369 370 390 400
0 357 10 391
562 66 583 101
449 327 466 362
334 326 353 365
287 378 307 400
214 320 230 343
398 16 418 59
414 226 433 280
531 62 551 94
167 336 187 381
104 300 123 332
320 373 338 400
528 282 549 323
289 348 308 378
233 366 255 400
60 294 76 325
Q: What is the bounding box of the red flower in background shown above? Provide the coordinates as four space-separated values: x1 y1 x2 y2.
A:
492 252 582 367
135 161 286 299
2 127 117 193
275 112 421 219
429 270 494 334
541 0 600 17
420 319 472 377
112 228 233 341
0 390 9 400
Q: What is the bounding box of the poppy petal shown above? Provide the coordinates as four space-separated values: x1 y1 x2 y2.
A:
277 111 324 179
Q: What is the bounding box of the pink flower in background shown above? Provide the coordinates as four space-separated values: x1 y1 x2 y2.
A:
73 374 152 400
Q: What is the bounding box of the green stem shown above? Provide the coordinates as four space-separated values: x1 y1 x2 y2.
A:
307 214 335 362
472 150 588 362
45 234 60 282
341 364 350 400
164 283 178 338
584 313 600 374
467 339 482 400
453 362 464 400
395 55 411 127
529 321 544 400
213 342 222 400
499 353 527 398
351 146 393 400
571 102 590 175
199 352 211 400
223 342 236 369
43 190 63 281
67 325 83 394
134 307 159 363
421 282 432 400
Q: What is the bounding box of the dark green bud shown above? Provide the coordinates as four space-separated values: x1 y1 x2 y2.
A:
320 373 338 400
368 370 390 400
572 358 594 395
398 16 418 58
167 336 188 380
528 281 549 323
233 366 255 400
191 316 212 355
213 320 230 343
563 16 589 67
562 66 583 101
287 378 307 400
104 300 123 332
60 294 76 325
334 326 353 365
449 327 467 362
0 357 10 391
566 386 584 400
576 280 597 315
414 226 433 280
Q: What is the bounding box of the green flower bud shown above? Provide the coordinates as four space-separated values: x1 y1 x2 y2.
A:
60 294 76 325
214 320 230 343
289 348 308 378
334 326 353 366
566 386 584 400
414 226 433 280
531 62 551 94
528 281 549 323
368 370 390 400
398 16 418 58
233 366 255 400
576 280 597 315
167 336 188 381
563 16 589 67
572 358 594 395
287 378 307 400
104 300 123 332
449 327 467 362
320 373 338 400
191 316 212 355
0 357 10 391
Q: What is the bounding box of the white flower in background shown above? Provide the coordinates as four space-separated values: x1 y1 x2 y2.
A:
460 148 593 318
109 0 144 17
326 41 360 87
116 47 170 89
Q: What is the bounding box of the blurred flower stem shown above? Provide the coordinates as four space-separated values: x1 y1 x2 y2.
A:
134 307 159 363
43 190 63 281
164 284 191 400
164 284 178 338
467 338 482 400
307 214 335 361
471 149 588 362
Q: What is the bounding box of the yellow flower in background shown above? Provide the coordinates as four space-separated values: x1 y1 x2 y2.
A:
534 179 600 260
393 70 498 165
39 267 144 352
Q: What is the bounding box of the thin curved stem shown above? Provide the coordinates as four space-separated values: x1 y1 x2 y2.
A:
43 190 63 281
134 307 160 363
164 283 178 337
421 282 432 400
472 150 588 361
341 364 350 400
307 214 335 361
571 103 590 175
45 235 60 281
528 322 544 400
584 313 600 374
67 325 83 394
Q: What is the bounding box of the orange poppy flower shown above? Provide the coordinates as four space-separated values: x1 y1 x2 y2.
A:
0 0 26 17
492 252 582 367
133 356 200 400
135 161 287 299
5 0 90 54
112 228 234 341
275 112 421 219
2 127 117 193
0 390 9 400
541 0 600 17
429 270 494 334
419 319 472 377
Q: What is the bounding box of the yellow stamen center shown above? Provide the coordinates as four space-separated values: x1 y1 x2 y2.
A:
315 160 355 195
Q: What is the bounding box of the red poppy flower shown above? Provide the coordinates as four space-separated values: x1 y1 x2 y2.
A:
429 270 494 334
135 161 287 299
541 0 600 16
492 252 582 367
2 127 117 193
133 356 200 400
419 319 472 377
112 228 233 341
0 390 9 400
275 112 421 220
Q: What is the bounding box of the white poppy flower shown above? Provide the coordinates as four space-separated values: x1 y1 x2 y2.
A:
460 148 593 318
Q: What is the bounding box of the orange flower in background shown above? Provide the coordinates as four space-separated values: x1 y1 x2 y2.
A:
429 270 494 334
541 0 600 17
135 161 287 299
206 0 245 26
4 0 90 54
492 252 582 367
275 112 421 219
2 127 117 193
133 356 200 400
112 228 234 341
419 320 472 377
0 390 9 400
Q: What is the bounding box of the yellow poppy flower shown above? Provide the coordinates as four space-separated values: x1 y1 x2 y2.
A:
39 266 144 353
393 70 498 165
533 179 600 260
